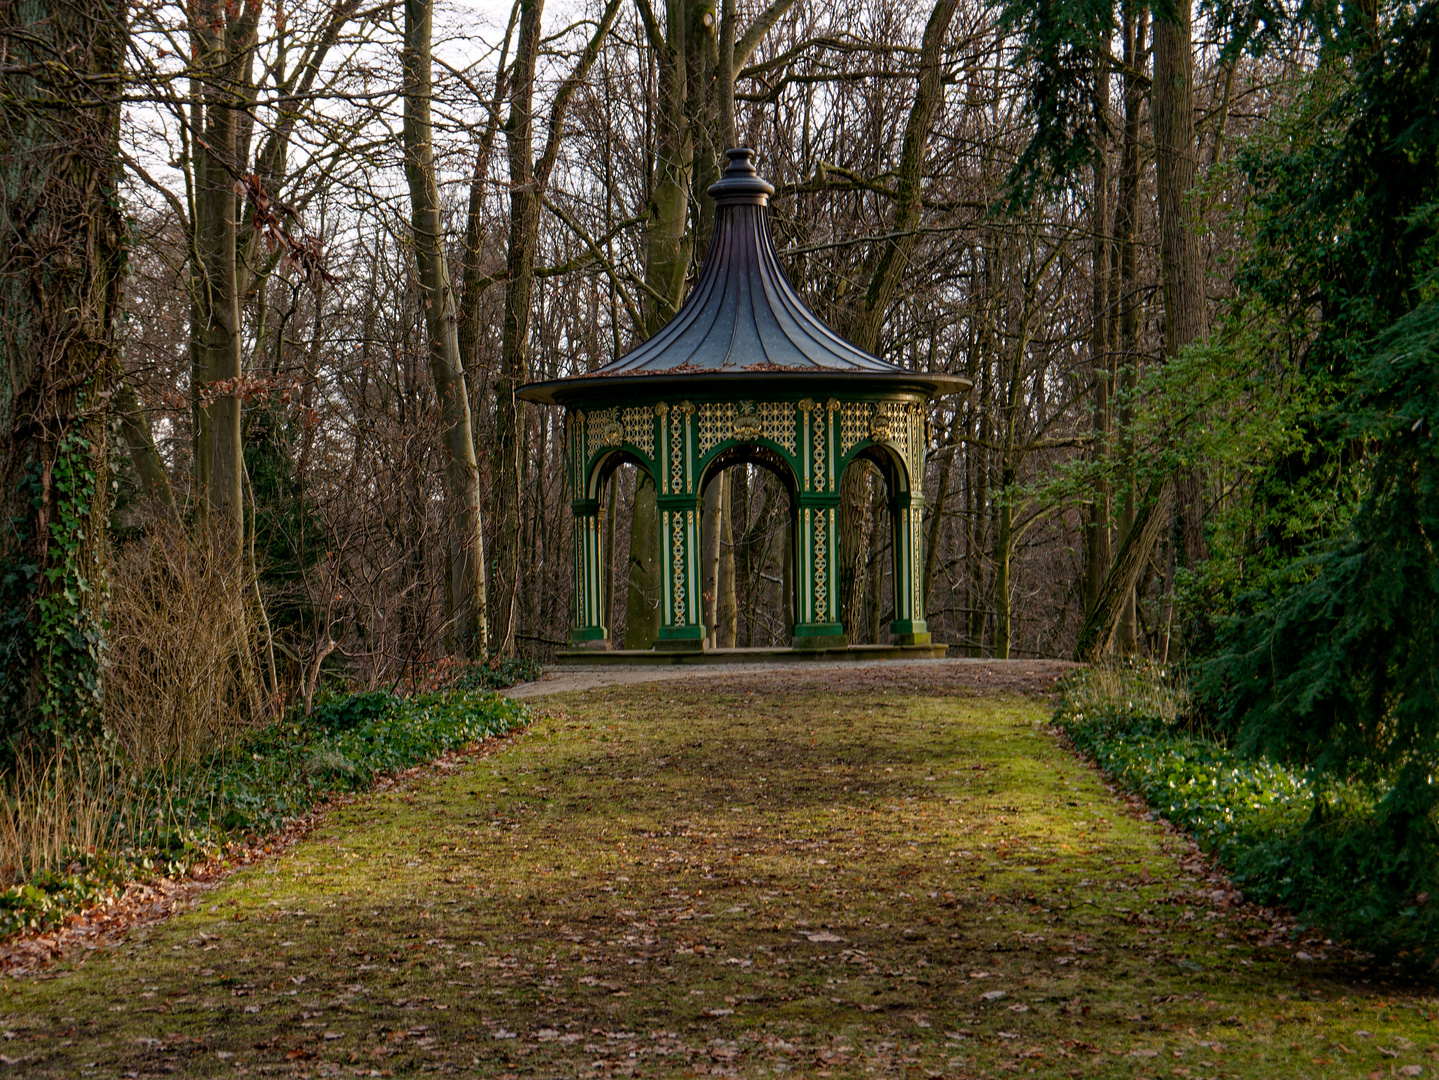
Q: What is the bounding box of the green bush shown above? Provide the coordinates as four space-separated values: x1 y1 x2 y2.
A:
448 655 542 692
0 689 526 938
1056 664 1439 966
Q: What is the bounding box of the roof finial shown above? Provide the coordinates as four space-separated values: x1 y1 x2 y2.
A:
708 146 775 204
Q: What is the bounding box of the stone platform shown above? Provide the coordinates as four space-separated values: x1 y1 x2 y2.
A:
553 643 948 666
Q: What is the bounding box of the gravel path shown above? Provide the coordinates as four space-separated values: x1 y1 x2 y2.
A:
505 656 1079 699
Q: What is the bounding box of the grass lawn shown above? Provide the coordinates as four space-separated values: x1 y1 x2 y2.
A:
2 667 1436 1078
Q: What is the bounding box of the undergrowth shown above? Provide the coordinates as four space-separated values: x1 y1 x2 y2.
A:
1056 662 1439 967
0 689 526 939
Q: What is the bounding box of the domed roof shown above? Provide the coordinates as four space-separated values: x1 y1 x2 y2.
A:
518 148 971 406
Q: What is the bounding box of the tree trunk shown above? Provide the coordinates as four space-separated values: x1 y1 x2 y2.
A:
1083 37 1112 618
624 0 693 650
991 466 1015 659
1073 475 1174 662
716 474 736 646
0 0 128 737
966 328 993 656
192 0 261 557
703 473 723 644
624 471 662 647
851 0 958 354
494 0 622 654
403 0 489 657
1113 2 1147 652
642 0 693 334
493 0 544 657
457 6 517 379
922 416 953 610
866 482 885 642
115 381 177 520
1152 0 1208 570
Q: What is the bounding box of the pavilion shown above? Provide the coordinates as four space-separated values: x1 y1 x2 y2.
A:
518 148 970 660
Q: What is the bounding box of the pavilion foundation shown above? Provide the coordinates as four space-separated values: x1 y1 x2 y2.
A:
552 643 947 666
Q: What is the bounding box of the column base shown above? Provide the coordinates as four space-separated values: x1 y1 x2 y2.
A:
656 626 708 652
888 620 929 646
571 627 609 647
891 632 932 646
792 622 848 650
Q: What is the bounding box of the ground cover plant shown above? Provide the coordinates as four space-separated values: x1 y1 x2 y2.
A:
1056 664 1439 967
0 689 526 939
3 667 1438 1079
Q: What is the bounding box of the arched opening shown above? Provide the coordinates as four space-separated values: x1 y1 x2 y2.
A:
837 442 921 645
697 446 799 648
582 450 658 649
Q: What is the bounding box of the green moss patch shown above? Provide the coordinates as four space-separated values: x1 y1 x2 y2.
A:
2 677 1437 1078
0 690 525 938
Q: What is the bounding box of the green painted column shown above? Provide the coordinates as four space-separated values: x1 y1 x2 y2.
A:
655 400 706 650
570 498 608 645
888 490 930 645
792 495 845 647
792 397 844 648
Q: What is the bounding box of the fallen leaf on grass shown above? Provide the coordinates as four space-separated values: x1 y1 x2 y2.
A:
802 931 844 943
980 990 1007 1002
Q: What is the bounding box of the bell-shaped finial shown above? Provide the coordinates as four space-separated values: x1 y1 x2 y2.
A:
707 147 776 204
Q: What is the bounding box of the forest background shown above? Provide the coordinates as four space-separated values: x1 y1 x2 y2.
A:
1 0 1436 957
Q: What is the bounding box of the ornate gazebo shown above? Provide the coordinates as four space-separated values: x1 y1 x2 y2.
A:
518 148 971 654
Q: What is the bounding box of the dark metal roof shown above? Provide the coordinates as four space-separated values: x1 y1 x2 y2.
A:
518 148 971 406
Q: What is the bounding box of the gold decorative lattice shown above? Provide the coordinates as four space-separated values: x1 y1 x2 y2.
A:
697 401 796 456
760 400 796 453
697 402 736 455
838 401 869 456
813 509 829 618
906 402 925 478
671 511 686 621
909 505 923 614
585 407 615 458
623 407 654 456
868 401 907 444
812 416 827 492
670 412 685 494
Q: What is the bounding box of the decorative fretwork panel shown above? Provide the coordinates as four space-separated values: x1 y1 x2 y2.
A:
670 412 685 494
867 401 907 444
585 407 614 459
760 400 796 453
697 402 736 455
813 508 829 620
812 420 827 492
582 405 654 460
697 400 797 456
670 510 687 622
838 401 869 456
623 407 654 456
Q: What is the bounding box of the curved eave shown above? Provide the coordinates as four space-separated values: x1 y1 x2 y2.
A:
516 370 973 408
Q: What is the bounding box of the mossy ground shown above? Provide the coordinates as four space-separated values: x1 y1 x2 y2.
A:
3 671 1437 1078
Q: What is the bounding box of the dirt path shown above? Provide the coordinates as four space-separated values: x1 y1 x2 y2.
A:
1 675 1431 1079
